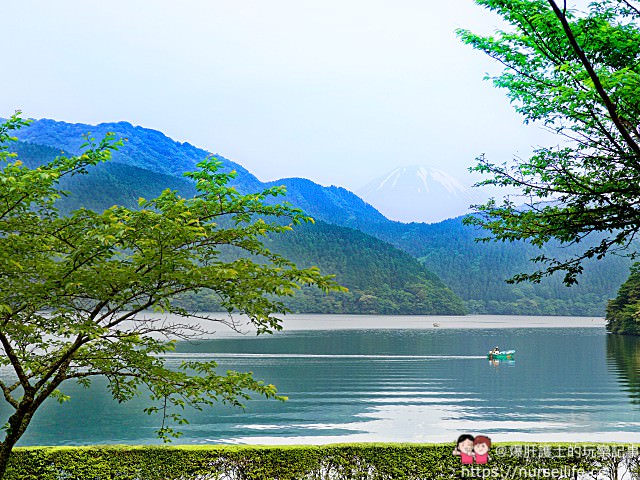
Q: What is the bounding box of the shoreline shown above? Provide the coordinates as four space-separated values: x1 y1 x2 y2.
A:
278 313 607 331
129 313 608 338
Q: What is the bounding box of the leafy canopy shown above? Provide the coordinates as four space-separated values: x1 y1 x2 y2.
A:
0 112 342 477
606 262 640 333
458 0 640 285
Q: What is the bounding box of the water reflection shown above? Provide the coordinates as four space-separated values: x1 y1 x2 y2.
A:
488 358 516 368
607 333 640 405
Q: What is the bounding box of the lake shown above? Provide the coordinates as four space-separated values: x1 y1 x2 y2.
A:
4 314 640 446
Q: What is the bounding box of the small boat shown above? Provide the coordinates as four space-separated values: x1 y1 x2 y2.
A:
487 349 515 359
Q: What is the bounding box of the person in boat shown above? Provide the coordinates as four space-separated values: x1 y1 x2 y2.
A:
491 346 500 355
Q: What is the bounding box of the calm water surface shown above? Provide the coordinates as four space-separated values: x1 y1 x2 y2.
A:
4 314 640 445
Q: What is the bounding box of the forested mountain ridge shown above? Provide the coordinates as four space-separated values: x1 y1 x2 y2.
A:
267 221 466 315
13 119 392 229
12 141 197 213
9 119 632 316
395 219 631 316
8 140 465 315
12 118 264 192
264 177 390 232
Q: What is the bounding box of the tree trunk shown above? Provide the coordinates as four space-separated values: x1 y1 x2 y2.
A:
0 406 34 480
0 442 15 480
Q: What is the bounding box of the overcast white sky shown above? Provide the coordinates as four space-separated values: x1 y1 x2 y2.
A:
2 0 557 191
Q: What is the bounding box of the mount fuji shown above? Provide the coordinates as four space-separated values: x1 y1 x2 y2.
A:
356 165 487 223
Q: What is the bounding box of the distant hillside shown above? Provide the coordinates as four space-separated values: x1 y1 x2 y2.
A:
267 221 466 315
8 139 465 315
265 177 390 232
10 118 632 316
376 218 631 316
14 118 264 192
14 119 391 228
10 141 197 213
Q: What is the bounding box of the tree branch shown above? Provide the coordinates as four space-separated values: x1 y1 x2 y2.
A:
619 0 640 16
547 0 640 159
0 331 32 395
0 380 19 409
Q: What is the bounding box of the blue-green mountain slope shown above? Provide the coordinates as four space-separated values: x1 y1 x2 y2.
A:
9 139 464 315
11 119 630 315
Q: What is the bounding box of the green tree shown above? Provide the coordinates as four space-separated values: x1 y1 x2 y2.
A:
606 262 640 333
0 113 341 478
458 0 640 285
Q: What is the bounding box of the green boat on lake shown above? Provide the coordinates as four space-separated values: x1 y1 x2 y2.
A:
487 349 515 360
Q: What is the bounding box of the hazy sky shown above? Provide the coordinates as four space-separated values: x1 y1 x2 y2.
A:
2 0 556 191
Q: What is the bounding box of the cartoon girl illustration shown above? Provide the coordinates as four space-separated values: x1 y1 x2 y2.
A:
473 435 491 464
452 434 475 464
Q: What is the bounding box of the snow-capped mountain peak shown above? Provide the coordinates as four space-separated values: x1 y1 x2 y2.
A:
356 165 484 223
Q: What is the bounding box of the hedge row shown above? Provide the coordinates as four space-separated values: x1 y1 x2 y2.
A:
5 443 638 479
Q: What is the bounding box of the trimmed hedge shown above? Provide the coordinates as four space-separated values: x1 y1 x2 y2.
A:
4 443 638 479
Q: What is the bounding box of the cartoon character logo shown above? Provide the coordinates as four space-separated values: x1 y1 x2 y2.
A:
473 435 491 464
453 434 475 464
453 434 491 464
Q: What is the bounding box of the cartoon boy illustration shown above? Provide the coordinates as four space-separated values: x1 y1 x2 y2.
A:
452 434 475 464
473 435 491 464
